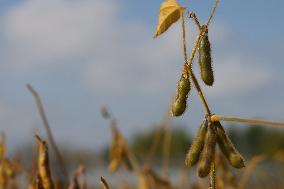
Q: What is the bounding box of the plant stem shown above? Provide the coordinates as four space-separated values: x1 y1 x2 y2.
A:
187 32 203 67
211 114 284 127
188 11 202 31
189 69 211 115
206 0 219 27
26 84 68 184
210 161 216 189
100 177 110 189
181 11 188 64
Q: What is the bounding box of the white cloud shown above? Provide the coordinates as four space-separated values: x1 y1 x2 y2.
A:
1 0 118 71
0 0 185 96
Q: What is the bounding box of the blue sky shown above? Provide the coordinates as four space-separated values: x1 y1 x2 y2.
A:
0 0 284 150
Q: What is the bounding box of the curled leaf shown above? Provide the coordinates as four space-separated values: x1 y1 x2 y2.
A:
154 0 184 37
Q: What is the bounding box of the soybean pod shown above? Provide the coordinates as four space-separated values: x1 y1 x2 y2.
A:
214 121 245 169
185 120 208 166
198 30 214 86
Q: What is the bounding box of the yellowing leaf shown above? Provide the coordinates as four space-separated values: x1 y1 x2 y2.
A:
108 122 132 173
154 0 185 38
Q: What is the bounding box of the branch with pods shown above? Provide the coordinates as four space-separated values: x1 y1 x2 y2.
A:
153 0 284 188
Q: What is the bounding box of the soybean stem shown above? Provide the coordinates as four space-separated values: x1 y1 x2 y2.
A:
181 11 188 64
211 115 284 127
187 32 203 67
189 69 211 115
210 161 216 189
188 11 202 31
206 0 219 27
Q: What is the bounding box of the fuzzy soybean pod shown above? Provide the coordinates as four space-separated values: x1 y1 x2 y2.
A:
185 120 208 166
36 136 54 189
198 32 214 86
172 75 191 116
177 74 191 97
198 123 217 178
215 121 245 169
171 98 187 117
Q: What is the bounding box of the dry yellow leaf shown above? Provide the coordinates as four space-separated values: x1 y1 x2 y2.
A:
36 135 54 189
108 122 133 173
108 129 125 172
154 0 185 38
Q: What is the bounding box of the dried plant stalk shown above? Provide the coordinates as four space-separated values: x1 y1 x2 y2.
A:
100 177 110 189
211 114 284 127
27 84 68 184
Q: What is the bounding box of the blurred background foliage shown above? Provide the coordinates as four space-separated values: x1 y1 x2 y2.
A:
11 124 284 170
